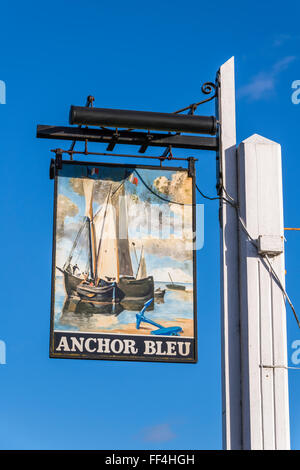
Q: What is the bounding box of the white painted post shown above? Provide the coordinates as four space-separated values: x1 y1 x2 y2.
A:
218 58 290 449
218 57 242 449
237 135 290 449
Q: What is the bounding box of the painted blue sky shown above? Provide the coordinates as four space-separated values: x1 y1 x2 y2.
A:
1 0 300 450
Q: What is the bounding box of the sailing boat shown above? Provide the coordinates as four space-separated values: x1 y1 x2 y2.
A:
166 272 186 291
75 180 124 303
118 244 154 303
58 174 154 305
57 217 91 297
57 178 99 296
111 183 154 304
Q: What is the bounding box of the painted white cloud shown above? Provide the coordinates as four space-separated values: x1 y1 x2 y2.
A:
153 171 192 205
151 267 193 283
131 236 193 263
57 194 79 237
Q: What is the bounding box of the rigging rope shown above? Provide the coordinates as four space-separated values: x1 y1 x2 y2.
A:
63 218 88 269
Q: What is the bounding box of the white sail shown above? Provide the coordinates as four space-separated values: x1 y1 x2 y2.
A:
136 247 147 280
111 185 133 277
94 201 119 282
82 178 94 218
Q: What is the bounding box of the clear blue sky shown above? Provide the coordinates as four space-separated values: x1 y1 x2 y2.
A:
0 0 300 450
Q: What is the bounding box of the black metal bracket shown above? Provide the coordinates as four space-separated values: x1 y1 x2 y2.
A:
160 145 173 160
173 82 217 115
55 149 63 170
37 125 218 151
106 128 119 151
49 149 63 179
49 158 55 180
188 157 196 178
214 70 222 195
38 82 219 174
138 131 153 153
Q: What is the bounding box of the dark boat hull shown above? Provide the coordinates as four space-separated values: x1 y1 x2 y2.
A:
63 269 82 296
76 282 125 303
166 284 186 291
118 276 154 301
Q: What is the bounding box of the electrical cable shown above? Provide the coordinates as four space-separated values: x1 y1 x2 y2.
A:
89 156 299 329
134 169 189 206
195 183 237 208
260 365 300 370
134 169 236 208
218 185 300 329
195 184 221 201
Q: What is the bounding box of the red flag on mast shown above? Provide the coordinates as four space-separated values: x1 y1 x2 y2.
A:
128 173 138 186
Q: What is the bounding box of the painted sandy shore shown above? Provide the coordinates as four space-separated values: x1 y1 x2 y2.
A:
111 317 193 336
74 317 194 337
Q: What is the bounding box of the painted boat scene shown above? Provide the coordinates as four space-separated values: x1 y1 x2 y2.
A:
53 164 195 339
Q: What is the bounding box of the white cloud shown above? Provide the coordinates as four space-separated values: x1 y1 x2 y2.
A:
141 423 176 443
238 56 296 101
273 34 292 47
272 56 296 74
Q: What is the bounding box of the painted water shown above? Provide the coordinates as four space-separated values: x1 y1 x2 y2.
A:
54 276 194 336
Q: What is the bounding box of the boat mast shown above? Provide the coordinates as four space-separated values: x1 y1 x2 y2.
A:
132 242 139 265
90 217 97 280
136 245 144 278
87 217 94 279
83 179 97 281
168 272 174 285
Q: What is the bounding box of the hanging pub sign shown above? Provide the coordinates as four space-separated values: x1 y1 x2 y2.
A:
50 161 197 363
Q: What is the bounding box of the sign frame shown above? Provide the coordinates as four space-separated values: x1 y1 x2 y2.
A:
49 160 198 363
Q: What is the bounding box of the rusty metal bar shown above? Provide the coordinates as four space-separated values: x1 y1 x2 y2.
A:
50 148 198 162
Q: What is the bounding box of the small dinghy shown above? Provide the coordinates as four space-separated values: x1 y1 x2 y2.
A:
154 287 166 299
